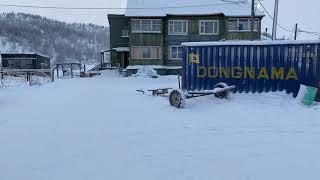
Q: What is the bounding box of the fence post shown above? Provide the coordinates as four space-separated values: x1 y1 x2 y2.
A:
71 66 73 78
317 44 320 101
56 65 59 79
51 69 54 82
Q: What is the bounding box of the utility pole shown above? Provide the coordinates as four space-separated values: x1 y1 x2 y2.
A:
272 0 279 40
250 0 255 41
294 23 298 40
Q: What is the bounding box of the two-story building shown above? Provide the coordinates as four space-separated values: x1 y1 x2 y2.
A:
108 0 264 75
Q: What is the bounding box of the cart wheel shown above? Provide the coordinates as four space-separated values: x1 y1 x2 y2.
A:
214 83 230 99
169 89 186 108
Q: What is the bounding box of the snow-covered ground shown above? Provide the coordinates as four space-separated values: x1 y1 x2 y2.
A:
0 70 319 180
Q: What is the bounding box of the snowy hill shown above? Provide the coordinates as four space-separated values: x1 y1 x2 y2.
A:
0 12 109 65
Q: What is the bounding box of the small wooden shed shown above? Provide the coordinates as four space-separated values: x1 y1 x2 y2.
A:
0 53 51 69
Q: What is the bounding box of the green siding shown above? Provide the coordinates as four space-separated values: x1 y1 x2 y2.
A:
163 15 226 66
129 33 163 46
108 14 130 66
128 18 164 65
227 31 260 40
108 14 129 48
130 59 163 66
108 14 263 68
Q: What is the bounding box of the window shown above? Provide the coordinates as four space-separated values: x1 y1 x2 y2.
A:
239 19 249 31
142 47 151 59
199 20 219 35
21 60 33 69
131 19 162 33
152 19 161 32
252 19 259 31
228 19 238 31
122 30 129 37
228 18 259 31
132 20 140 32
131 47 162 59
168 20 188 35
170 46 183 60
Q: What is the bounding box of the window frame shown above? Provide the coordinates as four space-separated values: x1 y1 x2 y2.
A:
228 18 260 32
131 19 162 33
199 20 219 35
169 45 183 60
131 46 162 60
121 30 129 37
168 20 188 35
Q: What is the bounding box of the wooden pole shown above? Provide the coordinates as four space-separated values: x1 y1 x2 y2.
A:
294 23 298 40
56 65 59 79
178 75 181 90
71 65 73 78
272 0 279 40
51 69 54 82
62 65 65 76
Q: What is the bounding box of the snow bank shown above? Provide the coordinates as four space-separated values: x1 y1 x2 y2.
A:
131 66 159 78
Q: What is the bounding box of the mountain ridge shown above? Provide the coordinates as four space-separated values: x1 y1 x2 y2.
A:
0 12 109 65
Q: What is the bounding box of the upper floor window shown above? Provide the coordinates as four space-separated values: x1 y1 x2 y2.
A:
199 20 219 35
168 20 188 35
131 19 161 33
228 18 259 31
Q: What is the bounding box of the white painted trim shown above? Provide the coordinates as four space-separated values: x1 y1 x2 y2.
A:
168 20 188 35
199 20 219 35
227 18 260 32
113 47 130 52
169 45 183 60
131 31 162 34
131 19 162 33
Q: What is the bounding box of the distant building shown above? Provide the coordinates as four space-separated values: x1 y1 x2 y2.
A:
108 0 264 75
0 53 51 69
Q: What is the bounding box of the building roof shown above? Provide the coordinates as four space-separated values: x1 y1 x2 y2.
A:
0 53 50 59
125 0 264 17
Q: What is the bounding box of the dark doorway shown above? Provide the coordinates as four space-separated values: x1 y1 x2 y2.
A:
119 52 129 69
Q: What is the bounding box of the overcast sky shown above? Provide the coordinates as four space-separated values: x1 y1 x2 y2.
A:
0 0 319 39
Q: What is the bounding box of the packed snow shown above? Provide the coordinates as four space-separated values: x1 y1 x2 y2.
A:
0 70 319 180
131 67 159 78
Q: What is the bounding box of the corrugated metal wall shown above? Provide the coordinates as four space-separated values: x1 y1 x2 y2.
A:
182 42 320 98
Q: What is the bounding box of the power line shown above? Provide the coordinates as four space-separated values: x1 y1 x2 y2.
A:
298 30 320 36
0 1 248 10
257 0 320 38
257 0 293 33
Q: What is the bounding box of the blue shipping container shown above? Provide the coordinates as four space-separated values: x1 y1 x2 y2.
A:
181 40 320 98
